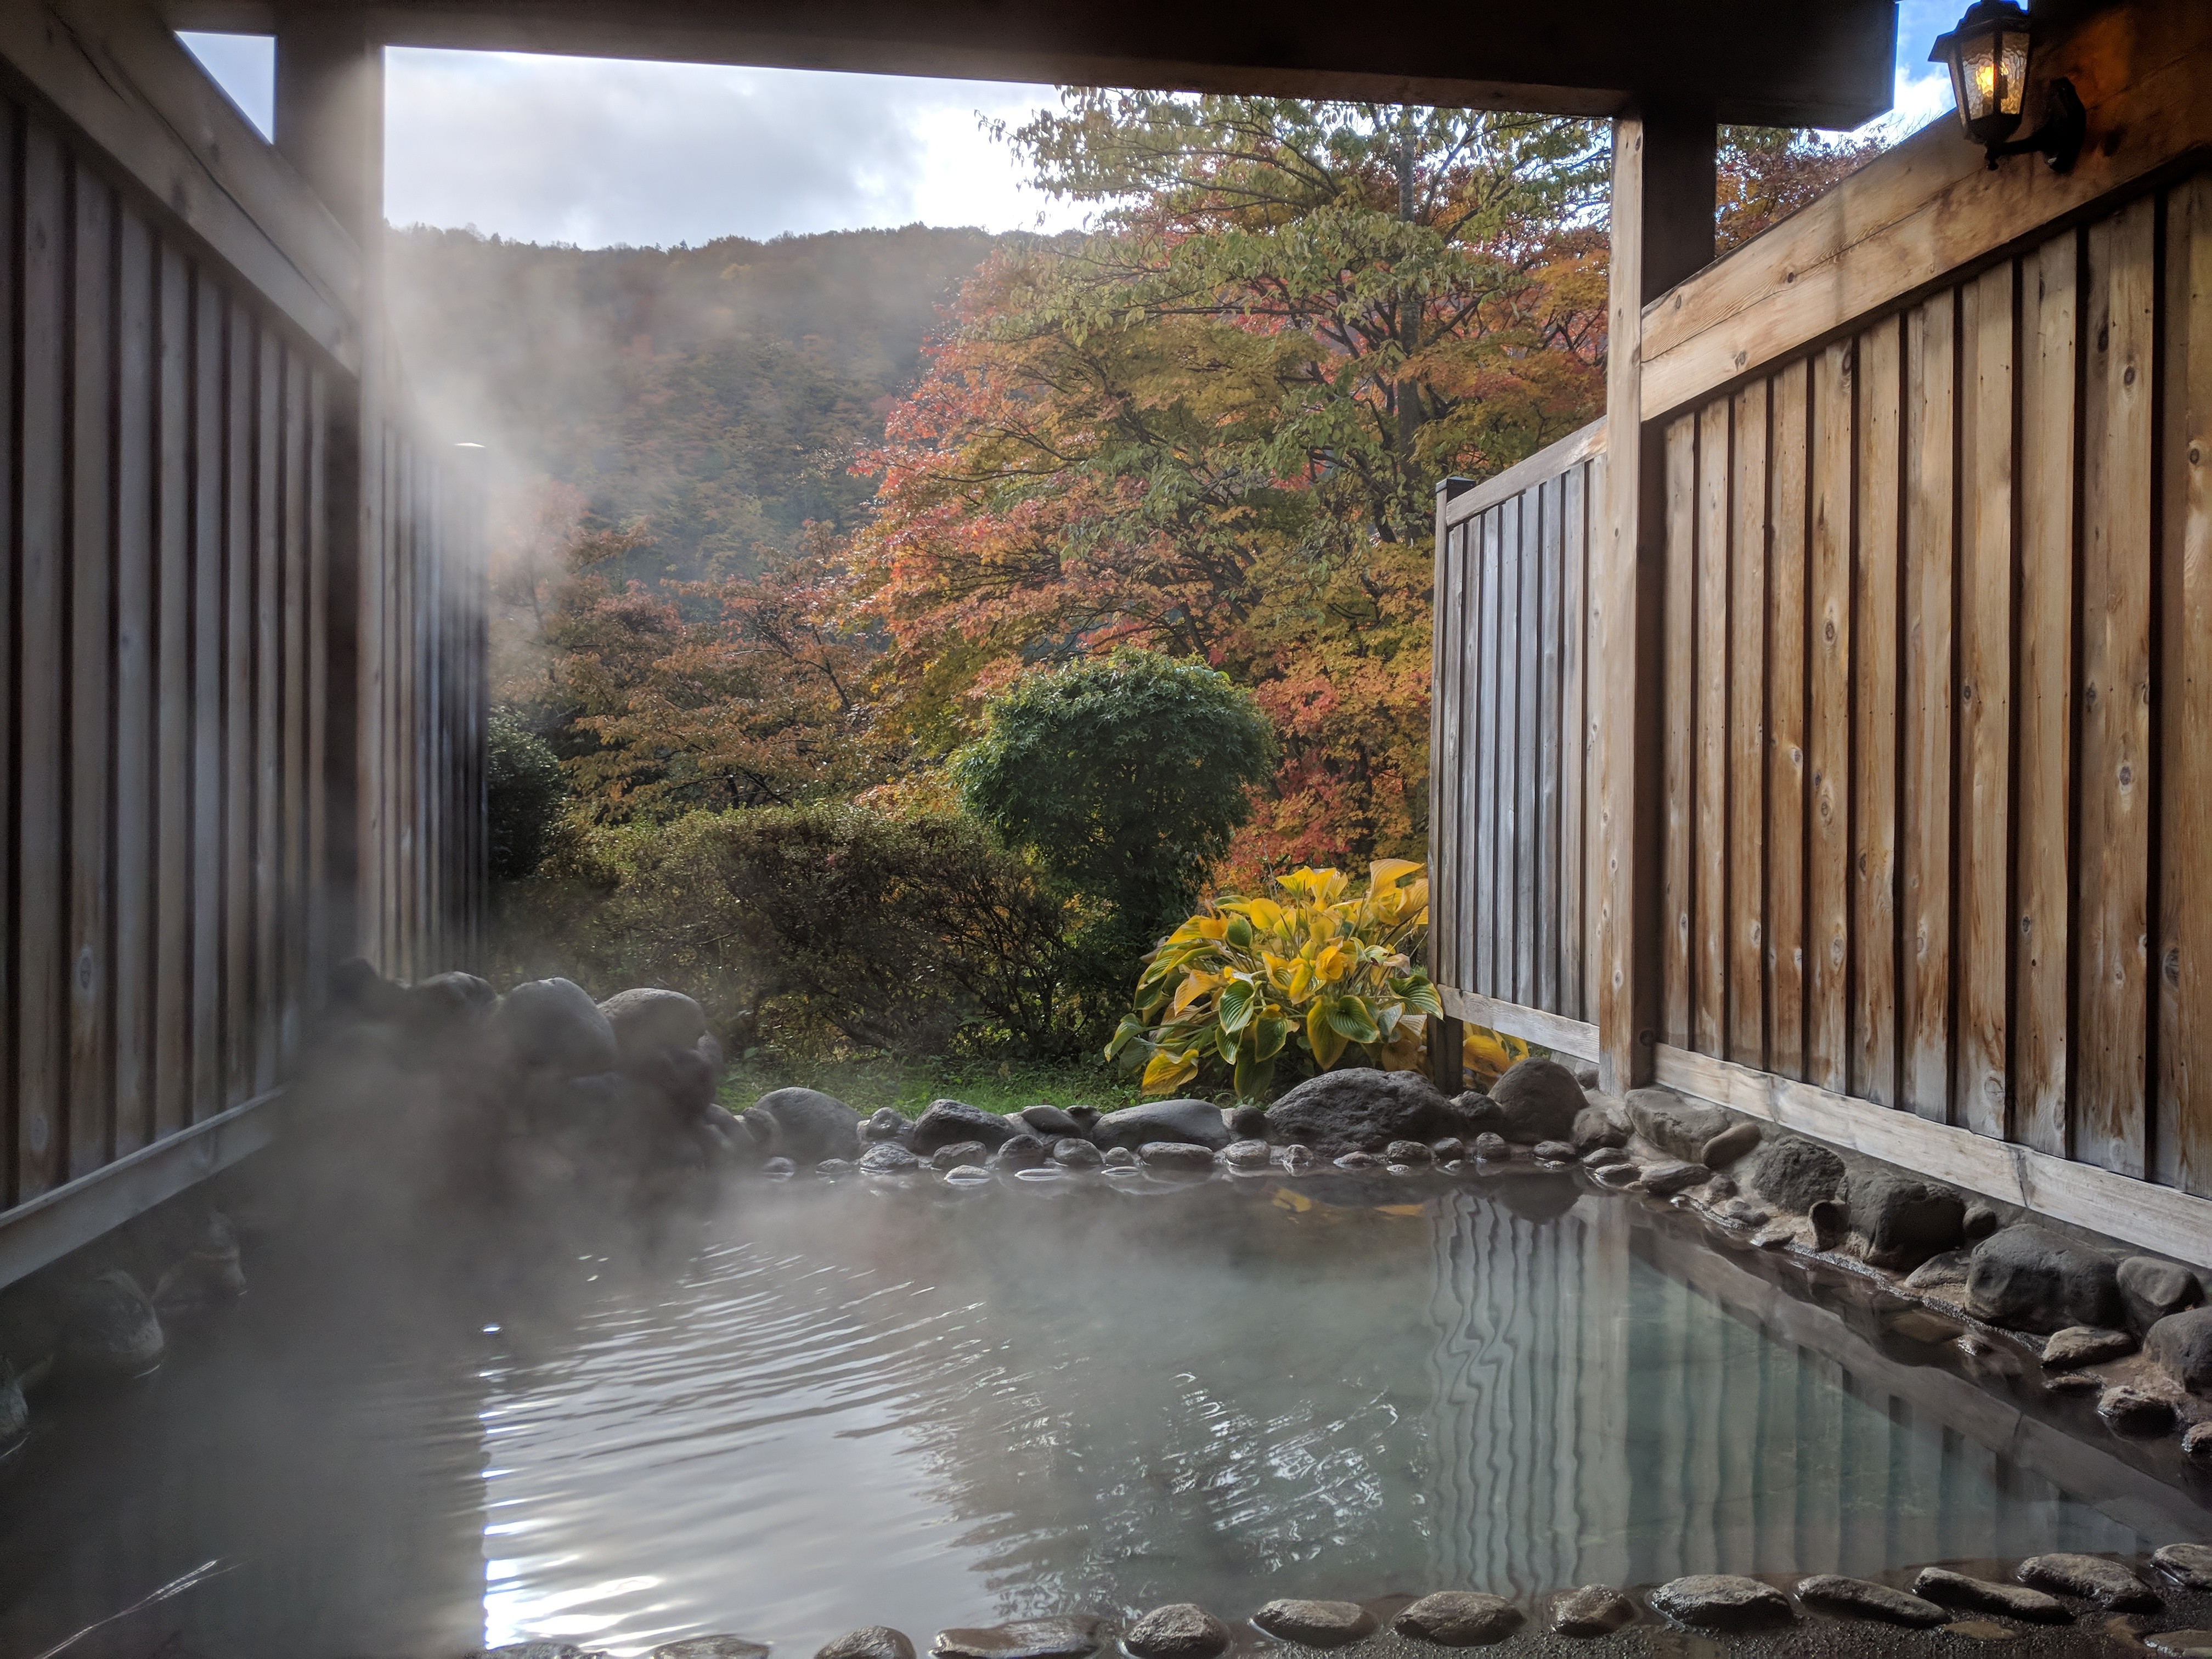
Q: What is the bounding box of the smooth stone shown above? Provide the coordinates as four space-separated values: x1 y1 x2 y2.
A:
1279 1144 1314 1168
495 977 618 1074
1531 1140 1575 1163
863 1107 910 1143
1015 1104 1085 1142
1264 1069 1453 1154
1912 1566 2072 1623
1335 1152 1384 1170
1809 1198 1850 1250
1793 1575 1947 1627
2099 1385 2179 1436
2149 1306 2212 1393
1594 1162 1641 1188
858 1142 919 1174
818 1629 915 1659
2149 1634 2212 1658
1717 1197 1770 1227
54 1269 165 1379
1750 1137 1846 1214
1487 1058 1586 1144
1963 1202 2002 1241
1430 1138 1465 1161
930 1142 989 1171
752 1088 867 1164
2187 1423 2212 1460
943 1165 992 1182
1905 1250 1975 1291
2041 1326 2136 1369
1848 1172 1966 1267
1699 1120 1763 1170
1102 1147 1137 1168
1012 1167 1063 1182
2018 1553 2160 1609
1052 1138 1104 1169
1968 1224 2124 1334
2045 1370 2103 1396
1580 1145 1630 1169
994 1133 1048 1169
814 1158 853 1175
1641 1161 1709 1198
2154 1543 2212 1590
1390 1591 1523 1646
1385 1139 1434 1165
1224 1139 1272 1170
1140 1141 1218 1171
759 1156 796 1178
1228 1104 1271 1139
1569 1103 1629 1154
1249 1599 1376 1647
1471 1133 1509 1161
1624 1090 1731 1163
1092 1099 1232 1153
912 1101 1017 1155
596 986 707 1060
1124 1605 1229 1659
1944 1620 2021 1642
651 1641 771 1659
1548 1585 1635 1637
2121 1256 2205 1335
932 1619 1109 1659
1646 1574 1792 1630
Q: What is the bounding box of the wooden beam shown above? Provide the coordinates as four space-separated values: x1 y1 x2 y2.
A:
1439 985 1599 1065
1441 419 1604 529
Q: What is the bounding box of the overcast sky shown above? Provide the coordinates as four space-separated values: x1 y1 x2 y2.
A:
182 7 1961 249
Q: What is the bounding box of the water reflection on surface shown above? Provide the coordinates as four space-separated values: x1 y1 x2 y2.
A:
2 1172 2202 1658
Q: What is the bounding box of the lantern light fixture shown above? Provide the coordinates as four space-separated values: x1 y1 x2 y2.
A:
1929 0 2085 172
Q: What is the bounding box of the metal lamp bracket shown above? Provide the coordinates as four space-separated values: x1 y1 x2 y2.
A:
1984 76 2086 172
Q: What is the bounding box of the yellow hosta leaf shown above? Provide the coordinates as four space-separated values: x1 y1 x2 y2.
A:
1170 970 1221 1015
1306 1001 1348 1070
1141 1048 1201 1093
1243 898 1286 934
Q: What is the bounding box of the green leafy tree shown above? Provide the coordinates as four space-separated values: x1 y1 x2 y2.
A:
487 706 566 881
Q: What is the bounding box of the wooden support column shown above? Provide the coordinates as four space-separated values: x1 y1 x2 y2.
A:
274 7 382 978
1594 105 1715 1094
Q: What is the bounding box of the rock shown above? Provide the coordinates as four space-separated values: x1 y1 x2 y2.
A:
410 970 499 1031
2187 1423 2212 1460
1532 1140 1575 1163
1793 1575 1948 1627
815 1158 854 1175
2149 1633 2212 1657
479 1645 588 1659
2121 1257 2205 1335
1280 1144 1314 1169
1386 1139 1434 1165
1647 1575 1792 1630
859 1142 919 1174
994 1133 1048 1169
496 978 619 1075
1703 1172 1737 1198
1626 1090 1731 1162
1848 1172 1966 1267
1141 1141 1217 1171
1699 1120 1763 1170
1090 1099 1232 1153
1749 1137 1845 1214
1581 1145 1630 1169
1124 1605 1229 1659
819 1630 916 1659
1430 1138 1465 1161
1641 1161 1709 1197
1472 1133 1509 1161
54 1270 164 1379
1718 1198 1769 1227
932 1621 1109 1659
1963 1202 2002 1241
1808 1198 1850 1250
1390 1592 1523 1646
1053 1138 1103 1169
864 1108 910 1143
944 1165 991 1183
2098 1384 2177 1435
752 1088 866 1164
2046 1370 2103 1396
1447 1092 1503 1135
1249 1600 1376 1647
651 1641 771 1659
1911 1567 2071 1623
1265 1069 1452 1153
1905 1249 1974 1291
2040 1327 2136 1369
1488 1058 1587 1144
597 987 707 1062
760 1156 795 1178
1568 1062 1600 1088
1102 1147 1137 1168
2150 1307 2212 1392
0 1370 26 1449
1229 1103 1271 1139
1570 1104 1629 1154
2156 1544 2212 1590
1968 1226 2124 1334
153 1212 248 1310
1225 1139 1273 1170
912 1101 1018 1154
1335 1151 1383 1169
1594 1161 1641 1188
931 1141 989 1171
1548 1585 1635 1638
1017 1105 1085 1141
2017 1553 2160 1610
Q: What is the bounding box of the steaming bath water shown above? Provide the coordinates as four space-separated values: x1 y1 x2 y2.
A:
6 1169 2208 1658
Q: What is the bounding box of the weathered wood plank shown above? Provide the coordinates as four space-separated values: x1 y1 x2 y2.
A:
304 368 331 1001
1852 317 1903 1108
1474 510 1499 997
1582 454 1608 1020
189 270 224 1125
1442 419 1606 528
0 99 20 1204
1661 415 1697 1049
1439 985 1600 1064
254 321 283 1090
1955 260 2015 1144
1537 473 1563 1012
2077 201 2157 1179
1693 397 1730 1057
1807 338 1854 1095
111 202 155 1158
1900 293 1957 1124
1432 504 1461 985
1516 489 1541 1007
67 162 114 1181
2164 176 2212 1197
1767 359 1810 1082
223 295 254 1104
1497 495 1522 998
2017 230 2079 1159
1728 379 1768 1070
1559 464 1588 1023
152 239 191 1142
281 349 309 1059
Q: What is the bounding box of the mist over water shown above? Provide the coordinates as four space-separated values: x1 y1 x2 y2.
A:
3 1170 2199 1659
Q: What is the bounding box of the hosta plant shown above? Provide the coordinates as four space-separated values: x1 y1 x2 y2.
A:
1106 861 1444 1100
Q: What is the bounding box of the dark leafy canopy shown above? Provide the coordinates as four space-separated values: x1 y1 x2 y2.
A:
487 706 566 881
954 649 1277 940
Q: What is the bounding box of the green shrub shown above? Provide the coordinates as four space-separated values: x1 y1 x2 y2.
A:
488 706 566 881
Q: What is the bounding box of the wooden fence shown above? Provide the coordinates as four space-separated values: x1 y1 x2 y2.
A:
0 12 486 1274
1430 0 2212 1261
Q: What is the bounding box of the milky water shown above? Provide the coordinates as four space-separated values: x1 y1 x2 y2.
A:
4 1169 2205 1659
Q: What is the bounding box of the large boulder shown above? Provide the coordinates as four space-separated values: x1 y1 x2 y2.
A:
2147 1306 2212 1393
597 987 708 1063
752 1088 865 1164
625 1042 719 1118
1017 1104 1086 1142
1090 1099 1231 1153
1966 1224 2124 1334
409 971 498 1031
2120 1256 2204 1336
1847 1172 1965 1268
53 1269 165 1379
1487 1058 1587 1145
1264 1069 1451 1153
1749 1137 1845 1215
496 978 618 1075
1626 1088 1732 1162
911 1099 1018 1155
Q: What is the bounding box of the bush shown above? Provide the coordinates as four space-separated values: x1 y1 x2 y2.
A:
488 706 566 881
1107 861 1442 1100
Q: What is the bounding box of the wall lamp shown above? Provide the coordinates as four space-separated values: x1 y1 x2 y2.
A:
1930 0 2085 173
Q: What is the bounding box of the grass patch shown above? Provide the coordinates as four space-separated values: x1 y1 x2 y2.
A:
719 1053 1151 1118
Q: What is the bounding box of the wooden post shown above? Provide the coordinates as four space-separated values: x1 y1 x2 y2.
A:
1594 105 1715 1095
274 6 382 978
1431 473 1477 1093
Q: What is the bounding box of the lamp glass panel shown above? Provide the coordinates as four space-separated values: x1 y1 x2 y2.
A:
1960 27 2000 122
1998 27 2029 115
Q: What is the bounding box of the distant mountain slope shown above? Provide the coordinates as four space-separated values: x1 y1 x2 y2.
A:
386 223 1013 579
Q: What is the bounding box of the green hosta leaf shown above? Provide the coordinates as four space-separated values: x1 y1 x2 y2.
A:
1251 1014 1290 1062
1224 914 1254 950
1232 1051 1277 1103
1325 995 1381 1045
1217 977 1261 1033
1104 1013 1148 1060
1215 1020 1243 1063
1398 974 1444 1017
